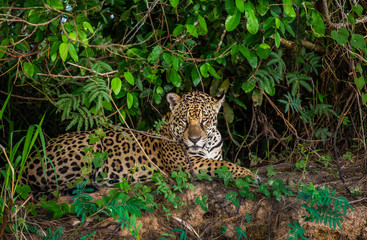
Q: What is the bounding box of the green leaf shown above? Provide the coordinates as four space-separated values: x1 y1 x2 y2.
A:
331 28 349 45
50 0 63 10
162 52 173 66
173 25 184 36
170 70 182 87
274 31 281 48
69 31 77 41
348 13 356 25
0 45 6 58
275 18 281 29
214 166 233 186
256 0 269 16
219 79 230 93
225 0 235 15
352 4 363 17
169 0 179 7
362 93 367 105
239 46 258 68
252 89 263 107
256 48 269 59
127 92 133 109
156 86 163 94
223 102 234 124
195 195 208 212
259 184 271 198
93 152 107 168
226 95 247 110
59 42 68 62
111 77 122 95
172 55 180 71
83 22 94 33
282 0 296 18
236 0 244 13
225 9 241 32
148 45 161 63
16 184 31 200
351 34 367 50
198 15 208 33
89 133 100 144
23 62 34 77
200 64 209 78
186 24 198 38
226 191 239 207
259 75 275 96
68 44 78 62
124 72 135 86
311 10 325 37
244 2 258 34
259 43 270 49
206 63 221 79
191 68 201 86
354 76 365 90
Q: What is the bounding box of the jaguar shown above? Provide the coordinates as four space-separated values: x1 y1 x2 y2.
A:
21 91 259 192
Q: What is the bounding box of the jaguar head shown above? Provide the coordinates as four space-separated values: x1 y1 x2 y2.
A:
167 91 224 153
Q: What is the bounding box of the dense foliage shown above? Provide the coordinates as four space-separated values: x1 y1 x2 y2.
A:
0 0 366 239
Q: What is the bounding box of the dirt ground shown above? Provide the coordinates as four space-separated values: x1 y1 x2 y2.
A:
4 153 367 240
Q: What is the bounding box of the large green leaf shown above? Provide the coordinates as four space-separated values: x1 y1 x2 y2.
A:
235 0 244 13
127 92 133 109
148 45 161 63
198 15 208 33
162 52 172 66
185 24 198 38
206 63 221 79
362 93 367 105
191 68 201 86
225 0 235 15
256 0 269 16
223 102 234 124
331 28 349 45
311 10 325 37
274 31 281 48
282 0 296 18
225 9 241 32
354 76 365 90
200 64 209 78
68 43 78 62
259 76 275 96
124 72 135 86
169 0 179 7
111 77 122 95
244 2 258 34
173 24 184 36
23 62 34 77
59 42 68 62
83 22 94 33
242 78 256 93
0 39 9 58
239 46 258 68
49 0 63 10
351 34 367 50
170 70 182 87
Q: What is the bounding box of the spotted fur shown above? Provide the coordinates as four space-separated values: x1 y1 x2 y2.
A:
21 92 259 192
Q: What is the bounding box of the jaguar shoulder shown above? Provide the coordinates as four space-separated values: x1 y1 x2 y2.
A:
22 91 259 192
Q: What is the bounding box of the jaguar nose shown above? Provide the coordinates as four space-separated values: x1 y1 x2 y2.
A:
189 137 201 144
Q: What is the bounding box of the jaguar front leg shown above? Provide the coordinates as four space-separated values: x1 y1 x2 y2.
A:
188 157 261 183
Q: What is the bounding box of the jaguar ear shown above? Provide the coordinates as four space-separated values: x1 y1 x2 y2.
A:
212 91 225 113
167 93 181 111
